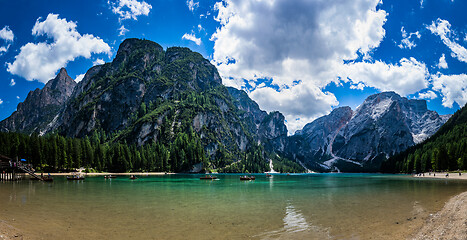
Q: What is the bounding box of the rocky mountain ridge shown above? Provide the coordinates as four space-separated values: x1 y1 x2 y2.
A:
0 68 76 134
1 38 293 173
289 91 450 172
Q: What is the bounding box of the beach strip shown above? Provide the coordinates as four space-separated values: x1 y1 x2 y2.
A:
413 172 467 180
412 191 467 239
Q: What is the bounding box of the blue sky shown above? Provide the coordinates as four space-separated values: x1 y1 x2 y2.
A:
0 0 466 133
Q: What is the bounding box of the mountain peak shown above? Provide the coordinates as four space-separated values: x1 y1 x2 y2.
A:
0 68 77 134
116 38 164 58
45 67 76 92
58 67 67 75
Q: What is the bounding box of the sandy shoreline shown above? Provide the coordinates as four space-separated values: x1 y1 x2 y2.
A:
413 172 467 180
412 191 467 240
0 220 23 240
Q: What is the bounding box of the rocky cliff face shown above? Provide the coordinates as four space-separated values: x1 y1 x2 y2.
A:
285 106 353 171
32 39 286 169
0 68 76 134
290 92 450 172
227 87 288 152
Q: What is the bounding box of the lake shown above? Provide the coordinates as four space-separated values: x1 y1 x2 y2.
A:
0 173 466 239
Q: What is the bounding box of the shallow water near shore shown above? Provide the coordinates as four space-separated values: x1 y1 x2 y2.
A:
1 173 466 239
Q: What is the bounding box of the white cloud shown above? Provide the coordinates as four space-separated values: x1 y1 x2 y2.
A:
182 32 201 45
198 24 203 32
93 58 105 66
118 25 129 36
437 54 448 69
9 79 15 86
432 73 467 108
428 18 467 63
350 82 366 90
187 0 199 12
7 14 111 83
0 26 14 54
0 26 14 42
211 0 423 132
75 73 85 83
0 99 3 105
418 90 437 100
339 58 429 96
398 27 420 49
250 84 338 134
109 0 152 21
16 96 19 100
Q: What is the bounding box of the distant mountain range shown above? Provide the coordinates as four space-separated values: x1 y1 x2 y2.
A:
0 38 451 172
288 92 450 172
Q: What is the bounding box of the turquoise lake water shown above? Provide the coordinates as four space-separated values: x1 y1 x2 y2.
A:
0 173 466 239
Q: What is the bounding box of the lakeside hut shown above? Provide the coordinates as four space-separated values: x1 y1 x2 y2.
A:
0 155 26 181
0 154 13 180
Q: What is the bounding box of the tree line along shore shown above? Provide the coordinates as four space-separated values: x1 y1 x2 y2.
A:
0 131 303 174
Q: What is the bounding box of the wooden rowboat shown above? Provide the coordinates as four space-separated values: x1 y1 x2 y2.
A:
240 176 255 180
129 175 138 180
67 176 85 180
200 175 217 180
42 177 54 182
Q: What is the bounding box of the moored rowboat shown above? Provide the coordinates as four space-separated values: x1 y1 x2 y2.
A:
240 176 255 180
67 176 85 180
200 175 217 180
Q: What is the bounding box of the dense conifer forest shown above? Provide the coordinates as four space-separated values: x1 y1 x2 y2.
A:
0 130 303 173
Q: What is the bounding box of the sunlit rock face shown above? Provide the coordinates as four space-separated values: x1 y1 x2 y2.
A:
289 92 449 172
0 68 76 135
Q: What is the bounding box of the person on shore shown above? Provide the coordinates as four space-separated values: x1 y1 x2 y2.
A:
445 173 449 178
459 172 462 176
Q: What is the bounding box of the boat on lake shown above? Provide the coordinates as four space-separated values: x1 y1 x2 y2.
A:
104 175 117 179
129 175 138 180
67 174 85 180
240 176 255 180
42 177 54 182
266 173 272 178
200 175 217 180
